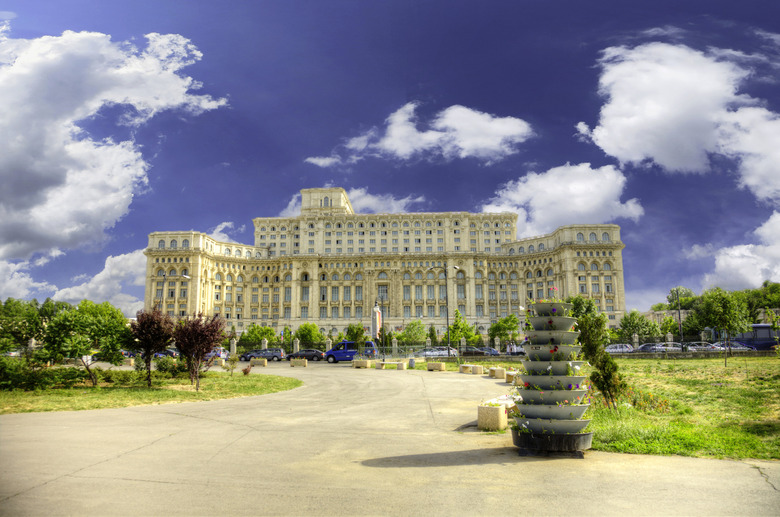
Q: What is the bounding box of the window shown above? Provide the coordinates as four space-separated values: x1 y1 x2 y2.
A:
415 285 423 300
475 285 483 299
332 286 339 301
343 286 351 301
320 286 327 301
301 286 309 301
457 284 465 299
355 286 363 301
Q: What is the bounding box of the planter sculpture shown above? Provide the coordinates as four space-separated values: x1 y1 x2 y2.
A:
513 302 592 455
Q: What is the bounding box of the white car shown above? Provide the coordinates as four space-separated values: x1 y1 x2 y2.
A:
605 344 633 354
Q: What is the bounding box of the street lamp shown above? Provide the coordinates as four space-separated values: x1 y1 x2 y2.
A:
675 287 684 348
427 263 459 357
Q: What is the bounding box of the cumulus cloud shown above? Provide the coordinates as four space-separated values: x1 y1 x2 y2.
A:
0 27 226 261
481 163 643 237
208 222 245 243
305 102 533 167
278 187 425 217
702 212 780 290
52 249 147 317
0 260 55 299
578 41 780 203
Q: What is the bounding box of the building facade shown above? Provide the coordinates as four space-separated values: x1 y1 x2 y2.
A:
144 187 627 335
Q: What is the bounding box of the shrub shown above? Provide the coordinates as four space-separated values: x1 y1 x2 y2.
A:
0 357 87 390
154 356 188 377
101 369 141 385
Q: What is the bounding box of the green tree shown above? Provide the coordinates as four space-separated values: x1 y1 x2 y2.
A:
427 325 439 347
667 286 696 305
488 314 519 344
659 315 680 336
697 287 751 365
239 324 278 349
173 313 226 391
294 322 325 346
0 298 43 354
398 320 426 346
682 311 704 336
590 352 627 410
567 295 609 361
618 310 660 344
447 310 475 348
345 323 366 343
128 309 175 387
42 301 130 386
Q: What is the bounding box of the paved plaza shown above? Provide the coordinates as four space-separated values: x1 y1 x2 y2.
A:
1 363 778 516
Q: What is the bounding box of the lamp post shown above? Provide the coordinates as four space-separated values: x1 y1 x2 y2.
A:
427 263 459 358
675 287 684 349
375 294 387 359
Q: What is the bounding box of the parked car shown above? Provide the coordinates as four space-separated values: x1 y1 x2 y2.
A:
287 349 324 361
605 344 633 354
156 347 180 358
247 348 286 361
460 346 488 356
418 347 444 357
478 347 500 356
713 341 755 351
687 341 718 351
324 341 378 363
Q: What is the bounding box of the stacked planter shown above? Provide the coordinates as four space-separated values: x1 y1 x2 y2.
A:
512 302 592 454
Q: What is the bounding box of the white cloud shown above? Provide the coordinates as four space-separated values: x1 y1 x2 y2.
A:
0 27 226 261
702 212 780 290
278 193 302 218
346 187 425 214
305 102 533 167
208 222 244 243
52 249 147 317
481 163 643 237
625 287 672 313
579 41 780 204
0 260 55 299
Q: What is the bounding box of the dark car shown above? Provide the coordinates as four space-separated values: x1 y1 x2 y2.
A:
460 346 488 356
478 347 500 356
242 348 285 361
287 349 325 361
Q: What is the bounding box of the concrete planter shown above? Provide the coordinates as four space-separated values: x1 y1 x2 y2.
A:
478 405 508 431
352 359 375 368
459 364 484 374
250 358 268 367
426 362 446 371
291 359 308 367
489 367 506 379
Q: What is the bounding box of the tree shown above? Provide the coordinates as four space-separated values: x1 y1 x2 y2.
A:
397 320 426 346
447 310 476 347
42 301 130 386
239 324 278 348
488 314 519 345
659 315 679 336
173 313 226 391
590 352 627 410
697 287 750 365
427 325 439 347
294 322 325 346
345 323 366 344
667 286 695 305
618 310 660 344
567 295 609 361
0 298 43 354
129 309 175 387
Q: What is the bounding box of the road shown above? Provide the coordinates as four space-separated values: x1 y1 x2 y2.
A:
1 362 778 516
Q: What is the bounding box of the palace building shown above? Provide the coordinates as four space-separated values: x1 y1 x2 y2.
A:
144 187 627 335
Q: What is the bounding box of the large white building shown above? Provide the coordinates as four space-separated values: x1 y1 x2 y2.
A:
144 187 627 335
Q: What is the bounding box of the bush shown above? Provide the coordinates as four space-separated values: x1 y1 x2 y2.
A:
101 369 142 385
0 357 87 390
154 356 188 377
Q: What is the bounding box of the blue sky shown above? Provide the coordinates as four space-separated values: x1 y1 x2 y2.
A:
1 1 779 316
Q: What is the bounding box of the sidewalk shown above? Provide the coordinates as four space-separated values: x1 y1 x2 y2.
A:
1 363 777 516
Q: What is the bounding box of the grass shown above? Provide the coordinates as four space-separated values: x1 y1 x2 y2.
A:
0 372 302 414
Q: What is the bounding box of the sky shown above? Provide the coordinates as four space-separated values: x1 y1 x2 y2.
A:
1 0 779 317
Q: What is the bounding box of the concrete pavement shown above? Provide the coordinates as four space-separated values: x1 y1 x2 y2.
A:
1 362 778 516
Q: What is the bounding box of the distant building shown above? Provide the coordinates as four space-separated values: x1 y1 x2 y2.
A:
144 187 627 335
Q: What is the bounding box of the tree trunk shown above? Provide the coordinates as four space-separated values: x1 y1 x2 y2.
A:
146 356 153 388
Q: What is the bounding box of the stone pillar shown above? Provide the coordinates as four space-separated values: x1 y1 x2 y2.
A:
666 332 673 344
426 337 431 347
460 337 466 349
392 337 398 357
262 338 268 350
293 338 300 353
632 333 639 349
494 337 500 352
229 337 237 356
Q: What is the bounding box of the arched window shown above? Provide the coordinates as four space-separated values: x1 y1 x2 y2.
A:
158 240 165 249
603 263 612 271
378 272 388 279
224 248 231 256
536 270 542 277
510 272 518 279
274 276 280 282
355 273 363 280
577 233 584 242
320 274 326 281
226 274 233 281
528 245 535 252
236 275 244 282
285 274 292 281
415 272 423 280
475 271 483 279
578 263 586 271
215 273 222 281
323 196 329 207
426 272 434 280
246 251 251 258
343 273 351 281
439 272 445 280
590 232 597 242
519 247 525 254
488 272 496 280
170 240 177 249
499 272 507 280
168 269 177 277
508 248 515 255
182 239 189 248
157 269 165 276
235 249 241 257
301 273 309 281
591 263 599 271
547 269 554 276
526 271 532 278
264 276 270 283
456 271 465 279
403 272 411 280
538 243 544 250
332 274 339 281
602 232 610 242
252 276 259 283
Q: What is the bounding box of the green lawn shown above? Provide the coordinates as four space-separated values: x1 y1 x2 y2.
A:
0 372 302 414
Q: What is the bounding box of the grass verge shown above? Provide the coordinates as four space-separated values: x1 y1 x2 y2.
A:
0 372 302 414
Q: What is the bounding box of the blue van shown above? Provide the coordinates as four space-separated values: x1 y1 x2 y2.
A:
324 340 378 363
